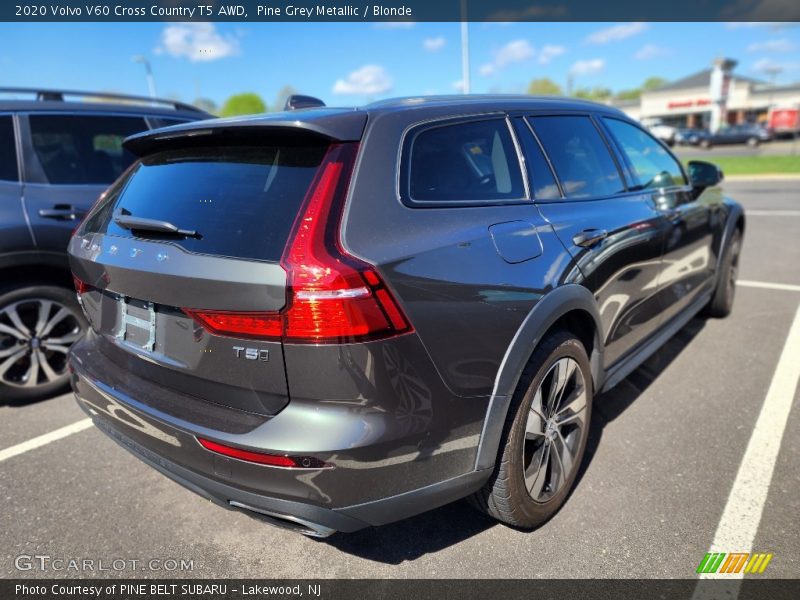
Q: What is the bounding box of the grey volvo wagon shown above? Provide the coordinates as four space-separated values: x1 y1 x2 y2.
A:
68 96 743 536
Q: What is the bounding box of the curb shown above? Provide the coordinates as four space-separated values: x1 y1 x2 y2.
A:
723 174 800 182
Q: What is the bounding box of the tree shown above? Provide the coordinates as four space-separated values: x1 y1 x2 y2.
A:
193 97 218 115
572 87 612 101
273 85 299 112
527 78 563 96
642 77 667 91
219 93 267 117
614 88 641 101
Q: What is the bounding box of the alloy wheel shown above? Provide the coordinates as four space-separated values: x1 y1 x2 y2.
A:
0 298 83 389
522 357 588 503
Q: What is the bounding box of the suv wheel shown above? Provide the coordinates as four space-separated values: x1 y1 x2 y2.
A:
0 284 86 402
746 137 759 147
471 331 592 529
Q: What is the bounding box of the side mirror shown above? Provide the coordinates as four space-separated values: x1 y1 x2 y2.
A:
687 160 724 188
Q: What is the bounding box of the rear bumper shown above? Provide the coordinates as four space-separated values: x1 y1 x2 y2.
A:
69 338 490 535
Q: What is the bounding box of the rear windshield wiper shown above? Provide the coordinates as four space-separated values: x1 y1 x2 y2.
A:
114 208 201 239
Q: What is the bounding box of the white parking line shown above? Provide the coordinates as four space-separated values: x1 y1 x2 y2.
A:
745 210 800 217
738 280 800 293
0 418 92 463
696 303 800 588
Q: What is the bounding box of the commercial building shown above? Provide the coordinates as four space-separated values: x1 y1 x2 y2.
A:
614 58 800 131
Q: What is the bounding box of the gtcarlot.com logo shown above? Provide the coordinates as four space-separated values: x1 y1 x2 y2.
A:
696 552 773 575
14 554 194 572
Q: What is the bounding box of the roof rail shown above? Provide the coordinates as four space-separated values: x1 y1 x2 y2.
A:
0 87 206 113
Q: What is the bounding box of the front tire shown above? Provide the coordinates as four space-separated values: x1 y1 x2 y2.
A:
470 331 592 529
0 283 87 402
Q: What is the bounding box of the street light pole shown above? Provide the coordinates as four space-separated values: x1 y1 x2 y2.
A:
460 0 470 94
132 56 157 99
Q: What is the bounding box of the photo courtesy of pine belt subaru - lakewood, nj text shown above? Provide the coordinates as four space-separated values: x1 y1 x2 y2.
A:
66 95 744 537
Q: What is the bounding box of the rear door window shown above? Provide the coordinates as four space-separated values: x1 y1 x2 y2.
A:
528 115 625 199
511 118 561 200
29 114 147 184
82 143 329 262
603 118 687 189
405 118 526 204
0 116 18 181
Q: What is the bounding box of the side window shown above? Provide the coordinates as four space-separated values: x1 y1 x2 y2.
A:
29 114 148 185
148 117 192 129
604 118 687 189
406 118 525 204
528 115 625 199
511 118 561 200
0 116 18 182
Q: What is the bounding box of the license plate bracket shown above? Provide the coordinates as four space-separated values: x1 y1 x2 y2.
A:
115 296 156 351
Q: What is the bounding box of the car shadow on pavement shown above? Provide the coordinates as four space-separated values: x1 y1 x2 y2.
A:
325 316 708 563
573 316 707 491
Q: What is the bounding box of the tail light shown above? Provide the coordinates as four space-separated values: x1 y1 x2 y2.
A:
197 437 330 469
183 143 413 344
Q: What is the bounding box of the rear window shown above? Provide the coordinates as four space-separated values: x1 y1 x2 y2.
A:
29 114 147 185
405 118 525 204
82 143 328 262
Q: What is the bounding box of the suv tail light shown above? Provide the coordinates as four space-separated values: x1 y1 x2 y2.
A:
183 143 413 344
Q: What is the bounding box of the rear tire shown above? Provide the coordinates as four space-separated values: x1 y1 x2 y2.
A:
0 283 87 403
704 229 742 318
470 331 592 529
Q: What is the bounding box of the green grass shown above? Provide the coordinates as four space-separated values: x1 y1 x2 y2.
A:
687 155 800 176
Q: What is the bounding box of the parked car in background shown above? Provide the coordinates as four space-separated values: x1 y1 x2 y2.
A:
708 123 772 147
767 106 799 139
68 95 744 536
0 88 210 401
675 128 712 147
642 118 677 146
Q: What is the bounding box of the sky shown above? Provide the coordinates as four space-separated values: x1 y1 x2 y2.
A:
1 21 799 109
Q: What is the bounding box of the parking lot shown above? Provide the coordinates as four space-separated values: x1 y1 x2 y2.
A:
1 179 799 579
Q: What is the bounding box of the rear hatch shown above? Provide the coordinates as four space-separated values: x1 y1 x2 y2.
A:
68 116 365 417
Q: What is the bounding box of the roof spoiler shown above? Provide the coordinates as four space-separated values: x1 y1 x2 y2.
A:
284 95 326 111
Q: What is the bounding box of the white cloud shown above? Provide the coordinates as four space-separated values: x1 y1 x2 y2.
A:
635 44 671 60
479 63 497 76
495 39 535 66
423 36 446 52
479 39 534 77
569 59 606 76
374 22 416 29
747 38 796 52
332 65 393 95
155 23 240 62
753 57 800 73
538 44 566 64
586 22 648 44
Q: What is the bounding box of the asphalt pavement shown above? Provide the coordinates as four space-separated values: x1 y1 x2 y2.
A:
2 180 799 579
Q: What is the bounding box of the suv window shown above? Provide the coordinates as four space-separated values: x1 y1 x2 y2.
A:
0 116 18 181
407 119 525 203
604 118 687 189
82 143 329 262
149 117 193 129
29 114 147 185
511 118 561 200
528 115 624 199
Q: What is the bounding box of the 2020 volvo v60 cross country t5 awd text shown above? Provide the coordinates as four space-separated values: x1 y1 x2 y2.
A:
67 96 743 537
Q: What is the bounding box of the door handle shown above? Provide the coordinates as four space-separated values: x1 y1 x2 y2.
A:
573 228 607 247
38 205 86 221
